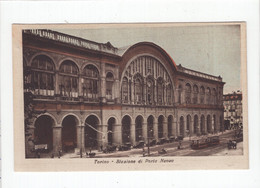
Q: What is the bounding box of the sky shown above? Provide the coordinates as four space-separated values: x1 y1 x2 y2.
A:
55 24 241 94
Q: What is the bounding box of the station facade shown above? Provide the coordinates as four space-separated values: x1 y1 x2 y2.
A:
23 29 225 156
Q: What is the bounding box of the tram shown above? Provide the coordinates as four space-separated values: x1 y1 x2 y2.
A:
190 136 220 149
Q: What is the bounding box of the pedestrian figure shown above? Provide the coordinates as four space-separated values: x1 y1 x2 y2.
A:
51 153 54 158
100 145 103 151
142 148 145 157
58 149 62 158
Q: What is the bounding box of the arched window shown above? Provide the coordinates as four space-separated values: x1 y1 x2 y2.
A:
121 55 174 107
146 78 154 105
185 83 191 104
200 86 205 104
106 72 114 100
134 76 143 104
193 85 198 104
82 64 99 100
166 84 172 105
59 60 79 98
206 87 211 104
31 55 55 96
122 77 129 103
157 78 164 105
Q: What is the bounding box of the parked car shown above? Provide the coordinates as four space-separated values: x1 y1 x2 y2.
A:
118 142 131 151
147 139 156 147
157 137 167 145
133 141 145 148
169 136 175 143
103 145 117 153
227 140 237 149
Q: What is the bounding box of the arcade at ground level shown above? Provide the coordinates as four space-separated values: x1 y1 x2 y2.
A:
27 109 224 157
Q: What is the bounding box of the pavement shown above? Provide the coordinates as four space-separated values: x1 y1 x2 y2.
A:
53 129 243 159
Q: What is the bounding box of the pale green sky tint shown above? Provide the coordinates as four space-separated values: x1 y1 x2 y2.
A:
56 24 241 94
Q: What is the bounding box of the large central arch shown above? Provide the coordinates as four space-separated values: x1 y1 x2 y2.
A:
120 55 174 106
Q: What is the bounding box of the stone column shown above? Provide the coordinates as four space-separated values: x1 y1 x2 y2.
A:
97 124 103 149
130 80 134 104
163 85 166 105
212 116 215 134
55 72 59 95
153 118 159 141
205 118 208 134
113 124 122 145
216 115 220 132
190 119 194 136
153 81 157 105
114 79 120 103
79 77 82 97
100 76 106 103
197 118 201 135
143 82 147 105
102 124 108 147
163 120 168 138
184 118 187 137
53 125 62 155
172 117 177 137
142 122 148 143
25 125 35 158
76 124 85 152
176 119 180 137
130 123 136 145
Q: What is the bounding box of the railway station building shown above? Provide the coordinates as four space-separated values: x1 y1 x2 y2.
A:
23 29 225 156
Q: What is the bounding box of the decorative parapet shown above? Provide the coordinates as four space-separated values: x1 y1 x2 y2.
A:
23 29 118 55
177 64 222 82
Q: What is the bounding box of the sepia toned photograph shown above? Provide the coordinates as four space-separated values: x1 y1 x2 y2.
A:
13 23 248 171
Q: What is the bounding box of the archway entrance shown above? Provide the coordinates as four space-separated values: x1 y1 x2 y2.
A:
62 115 78 152
85 115 99 149
147 116 154 139
122 116 131 144
186 115 191 136
168 116 173 137
158 115 164 138
213 115 217 132
200 115 205 134
107 117 115 145
34 115 54 151
220 116 223 131
135 116 143 141
194 115 198 134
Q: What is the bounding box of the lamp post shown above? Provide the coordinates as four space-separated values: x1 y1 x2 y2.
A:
80 125 83 158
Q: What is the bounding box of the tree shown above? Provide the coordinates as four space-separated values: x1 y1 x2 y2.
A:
23 66 45 157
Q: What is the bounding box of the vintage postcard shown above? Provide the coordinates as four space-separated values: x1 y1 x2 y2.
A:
13 23 248 171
